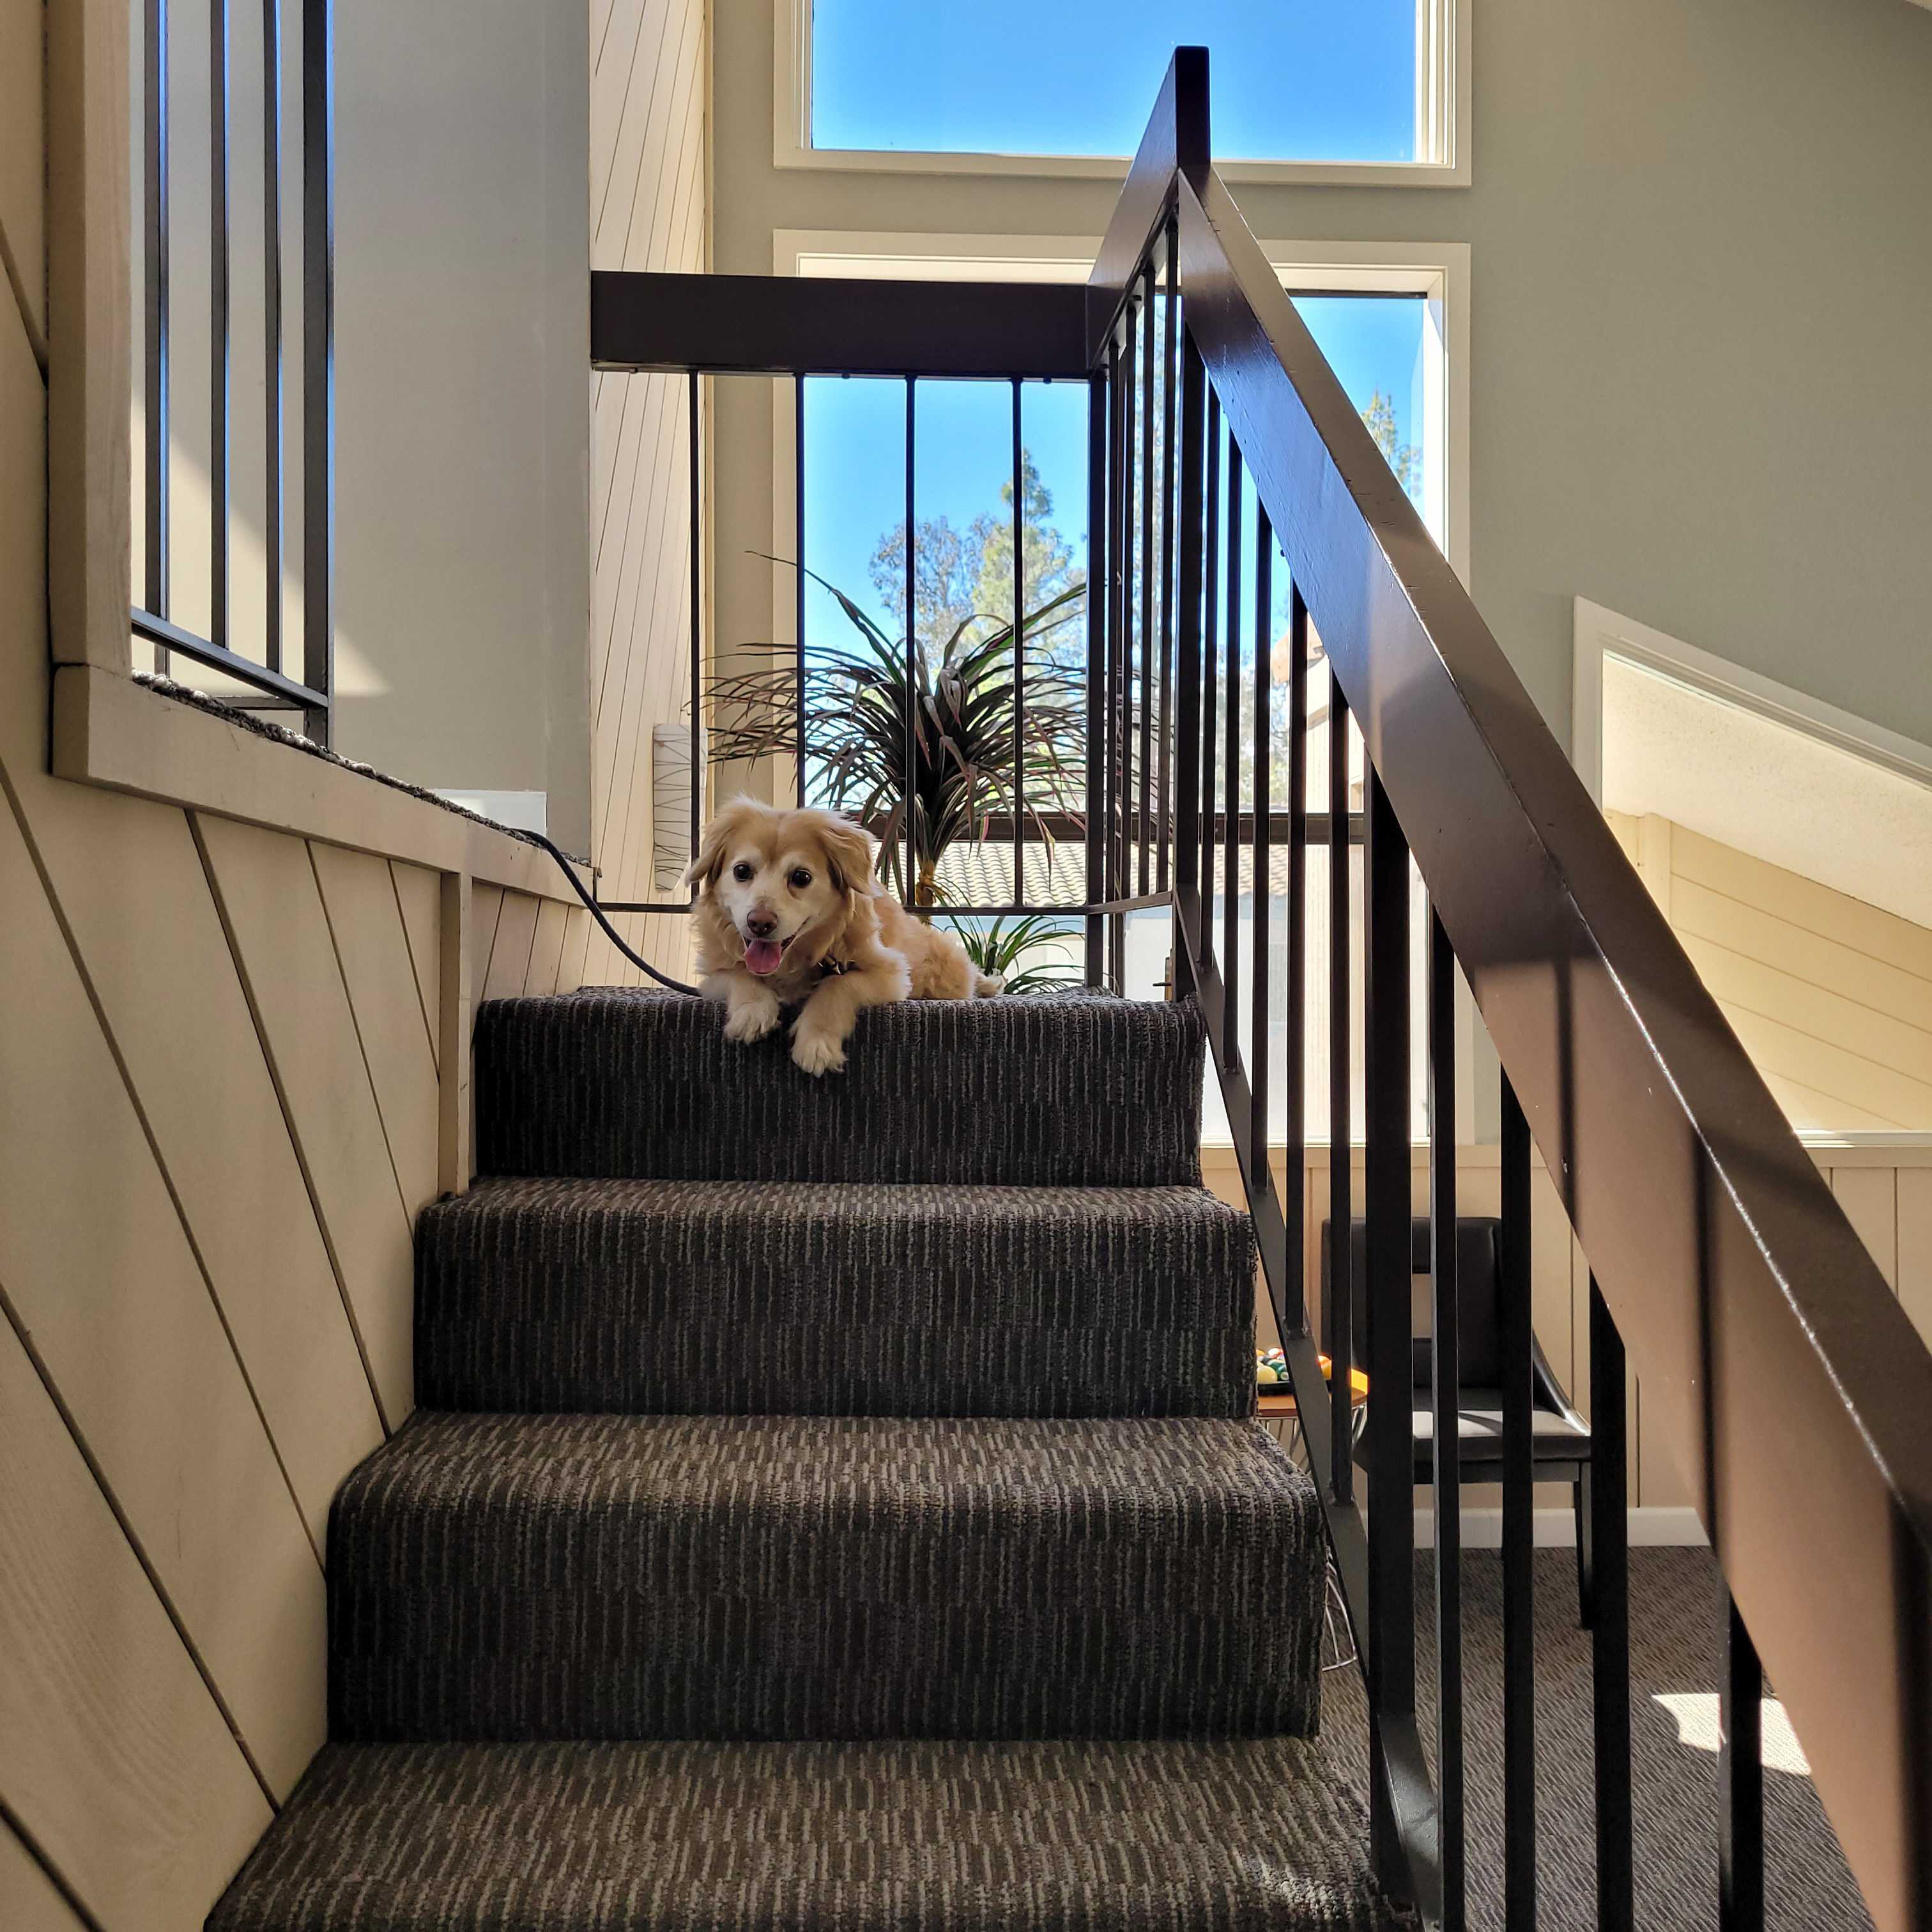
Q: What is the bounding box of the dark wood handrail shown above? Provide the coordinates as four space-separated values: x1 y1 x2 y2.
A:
1149 56 1932 1932
592 269 1089 378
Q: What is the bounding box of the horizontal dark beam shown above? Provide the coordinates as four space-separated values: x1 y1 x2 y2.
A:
592 271 1091 379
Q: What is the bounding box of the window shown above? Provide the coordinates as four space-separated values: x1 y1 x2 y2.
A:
768 235 1475 1138
778 1 1468 184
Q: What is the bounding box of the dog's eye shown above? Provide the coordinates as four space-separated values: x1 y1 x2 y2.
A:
731 861 755 882
788 868 813 891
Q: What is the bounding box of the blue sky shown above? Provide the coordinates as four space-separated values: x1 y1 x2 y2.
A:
801 296 1425 649
811 0 1417 164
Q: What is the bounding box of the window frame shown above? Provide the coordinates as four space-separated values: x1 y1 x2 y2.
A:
765 230 1478 1144
774 0 1472 187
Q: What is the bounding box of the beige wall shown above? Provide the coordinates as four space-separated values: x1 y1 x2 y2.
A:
710 0 1932 756
585 0 707 984
0 9 595 1918
1613 809 1932 1135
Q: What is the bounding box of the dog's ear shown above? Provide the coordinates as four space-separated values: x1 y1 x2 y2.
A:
815 815 877 896
683 798 759 894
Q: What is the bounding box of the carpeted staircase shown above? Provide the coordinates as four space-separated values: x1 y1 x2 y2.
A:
209 989 1399 1929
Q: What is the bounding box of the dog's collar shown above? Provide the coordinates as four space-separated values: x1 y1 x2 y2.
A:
816 954 855 978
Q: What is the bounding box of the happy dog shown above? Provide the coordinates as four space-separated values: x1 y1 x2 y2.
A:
685 799 1003 1075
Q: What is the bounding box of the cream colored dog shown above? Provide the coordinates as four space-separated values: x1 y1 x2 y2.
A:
686 798 1003 1075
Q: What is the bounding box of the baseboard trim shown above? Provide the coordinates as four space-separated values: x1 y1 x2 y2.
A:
1413 1505 1707 1549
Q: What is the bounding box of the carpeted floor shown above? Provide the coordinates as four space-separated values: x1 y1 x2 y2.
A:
1321 1547 1873 1931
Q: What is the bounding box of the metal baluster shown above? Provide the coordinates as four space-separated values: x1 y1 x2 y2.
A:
1364 766 1416 1892
1221 441 1242 1066
210 0 231 651
1199 391 1220 933
1110 319 1133 988
1011 376 1026 906
1249 510 1271 1181
1721 1594 1765 1931
1501 1073 1538 1929
1172 329 1204 999
689 370 703 871
1430 909 1466 1931
1590 1274 1634 1932
1138 263 1155 898
1084 369 1108 986
790 376 806 806
301 0 334 741
1282 581 1309 1391
261 0 283 673
903 376 916 907
1328 680 1353 1504
1156 218 1177 894
144 0 171 664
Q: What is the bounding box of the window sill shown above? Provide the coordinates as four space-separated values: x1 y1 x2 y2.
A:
772 144 1469 190
50 663 583 900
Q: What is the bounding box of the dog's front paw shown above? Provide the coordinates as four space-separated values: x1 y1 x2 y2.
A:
723 989 781 1042
790 1020 848 1076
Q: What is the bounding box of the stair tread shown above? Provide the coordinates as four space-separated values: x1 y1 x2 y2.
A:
415 1177 1257 1417
473 989 1206 1186
208 1736 1401 1930
329 1414 1326 1743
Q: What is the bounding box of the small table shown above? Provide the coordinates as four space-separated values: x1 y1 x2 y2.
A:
1255 1355 1368 1675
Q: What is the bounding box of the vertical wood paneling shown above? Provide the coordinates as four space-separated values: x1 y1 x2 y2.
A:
470 883 505 1008
1831 1165 1899 1291
588 0 703 988
556 905 595 993
526 898 570 995
438 874 473 1197
389 858 443 1070
0 1326 272 1931
0 794 327 1802
483 889 542 1001
195 814 416 1430
310 842 443 1223
0 1820 89 1931
1897 1169 1932 1346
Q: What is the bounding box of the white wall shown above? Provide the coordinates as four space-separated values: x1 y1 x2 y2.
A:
709 0 1932 758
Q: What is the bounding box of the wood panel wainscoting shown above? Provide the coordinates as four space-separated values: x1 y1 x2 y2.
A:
1 9 611 1915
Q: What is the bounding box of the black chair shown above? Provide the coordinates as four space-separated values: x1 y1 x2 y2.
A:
1321 1216 1595 1625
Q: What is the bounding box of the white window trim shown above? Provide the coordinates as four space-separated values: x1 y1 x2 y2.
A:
774 0 1472 188
770 229 1471 593
765 230 1476 1144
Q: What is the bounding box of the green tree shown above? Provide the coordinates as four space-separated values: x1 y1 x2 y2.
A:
1361 389 1420 500
868 448 1085 658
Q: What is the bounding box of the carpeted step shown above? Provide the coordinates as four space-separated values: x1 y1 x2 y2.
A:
329 1411 1325 1744
472 989 1206 1186
415 1177 1257 1417
207 1736 1404 1931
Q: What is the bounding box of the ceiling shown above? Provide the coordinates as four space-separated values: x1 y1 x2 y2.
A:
1601 653 1932 930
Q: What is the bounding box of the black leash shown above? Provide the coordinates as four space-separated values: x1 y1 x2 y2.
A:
528 834 701 996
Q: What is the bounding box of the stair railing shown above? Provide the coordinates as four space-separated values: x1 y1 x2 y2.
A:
1089 45 1932 1932
131 0 336 742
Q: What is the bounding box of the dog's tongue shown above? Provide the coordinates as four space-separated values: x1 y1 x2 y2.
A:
744 937 784 976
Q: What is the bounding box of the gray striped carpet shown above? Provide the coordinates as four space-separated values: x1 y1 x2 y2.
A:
328 1412 1328 1745
472 990 1206 1187
415 1179 1257 1416
205 1736 1398 1930
1322 1547 1872 1931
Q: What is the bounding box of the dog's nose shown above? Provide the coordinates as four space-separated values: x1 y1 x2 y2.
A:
746 909 778 939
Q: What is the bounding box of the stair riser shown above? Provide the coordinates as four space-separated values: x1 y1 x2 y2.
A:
332 1528 1322 1744
415 1187 1257 1416
473 992 1207 1186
